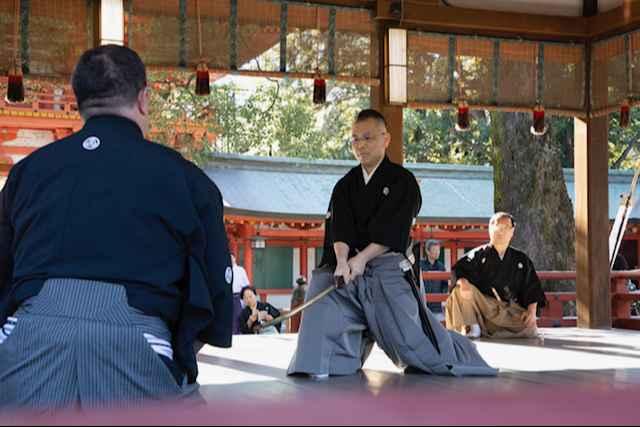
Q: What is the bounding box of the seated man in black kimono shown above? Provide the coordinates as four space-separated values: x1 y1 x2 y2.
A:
287 109 496 378
445 212 547 339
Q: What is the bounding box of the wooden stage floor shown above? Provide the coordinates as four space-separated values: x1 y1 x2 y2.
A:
192 328 640 425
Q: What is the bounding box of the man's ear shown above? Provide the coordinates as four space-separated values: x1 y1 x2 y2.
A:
137 87 149 117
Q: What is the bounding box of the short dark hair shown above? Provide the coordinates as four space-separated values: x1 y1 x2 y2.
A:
490 212 516 228
425 239 441 251
355 109 388 129
72 44 147 117
240 286 257 300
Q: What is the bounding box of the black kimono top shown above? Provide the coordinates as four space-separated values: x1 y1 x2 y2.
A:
0 115 233 383
452 244 547 309
239 302 281 334
319 156 422 267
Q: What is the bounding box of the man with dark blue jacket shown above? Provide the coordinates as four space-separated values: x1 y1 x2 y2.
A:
0 45 232 411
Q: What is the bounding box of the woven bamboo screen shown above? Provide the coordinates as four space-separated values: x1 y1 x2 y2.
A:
238 0 281 71
0 1 17 75
592 35 627 110
4 0 640 116
631 32 640 97
0 0 92 76
126 0 376 78
186 0 229 69
543 44 585 110
333 7 377 78
496 41 537 107
408 31 585 112
407 33 449 103
128 0 182 66
285 3 329 74
456 37 495 104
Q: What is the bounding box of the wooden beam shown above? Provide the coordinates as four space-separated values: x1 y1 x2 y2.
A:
589 1 640 40
293 0 373 9
574 116 611 329
375 0 590 42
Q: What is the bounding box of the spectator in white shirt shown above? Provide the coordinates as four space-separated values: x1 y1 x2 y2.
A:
231 254 251 334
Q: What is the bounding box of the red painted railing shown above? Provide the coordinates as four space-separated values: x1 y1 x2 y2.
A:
422 270 640 329
256 270 640 331
0 94 79 115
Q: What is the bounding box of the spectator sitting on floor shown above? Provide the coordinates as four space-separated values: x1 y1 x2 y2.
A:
239 286 281 334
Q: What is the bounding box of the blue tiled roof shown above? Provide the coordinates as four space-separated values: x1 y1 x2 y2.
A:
203 153 639 221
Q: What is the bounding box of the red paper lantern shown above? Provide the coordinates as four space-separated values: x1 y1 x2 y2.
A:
195 62 210 96
455 101 470 132
313 74 326 104
531 105 548 136
6 62 24 104
620 99 631 128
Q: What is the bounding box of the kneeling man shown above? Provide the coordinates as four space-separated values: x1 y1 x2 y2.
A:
446 212 547 339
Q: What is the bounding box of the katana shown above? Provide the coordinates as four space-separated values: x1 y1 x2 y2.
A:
256 277 344 332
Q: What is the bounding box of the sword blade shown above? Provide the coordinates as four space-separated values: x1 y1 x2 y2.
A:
257 283 338 331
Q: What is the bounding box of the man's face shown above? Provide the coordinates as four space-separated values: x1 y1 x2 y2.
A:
427 244 441 260
243 290 257 308
231 255 237 266
351 118 390 170
489 217 515 246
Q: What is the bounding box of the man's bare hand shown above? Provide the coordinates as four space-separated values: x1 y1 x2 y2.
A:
521 311 537 329
334 261 351 287
348 255 367 280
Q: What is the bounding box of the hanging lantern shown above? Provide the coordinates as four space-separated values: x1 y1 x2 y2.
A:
195 61 210 96
620 98 631 128
6 0 23 103
313 70 326 104
193 0 210 96
6 61 24 104
455 100 470 132
311 7 326 105
530 104 548 136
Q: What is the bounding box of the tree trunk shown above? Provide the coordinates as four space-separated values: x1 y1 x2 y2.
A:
491 112 575 286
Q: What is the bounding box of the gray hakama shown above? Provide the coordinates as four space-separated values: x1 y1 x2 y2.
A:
288 253 498 377
0 279 202 413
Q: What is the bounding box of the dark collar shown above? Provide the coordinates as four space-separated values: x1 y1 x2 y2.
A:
83 115 144 140
488 244 512 260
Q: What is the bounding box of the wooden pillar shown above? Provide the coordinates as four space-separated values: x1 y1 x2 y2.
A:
240 224 254 285
574 116 611 329
371 20 403 165
227 227 238 258
300 242 308 279
449 241 458 271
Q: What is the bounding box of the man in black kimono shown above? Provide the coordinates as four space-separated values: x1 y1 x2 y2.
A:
239 286 282 334
446 212 547 339
287 109 496 378
0 45 232 411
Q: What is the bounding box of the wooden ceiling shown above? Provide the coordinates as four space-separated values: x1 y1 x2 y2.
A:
304 0 640 42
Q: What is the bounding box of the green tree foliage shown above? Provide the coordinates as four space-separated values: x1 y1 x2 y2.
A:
147 70 369 164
